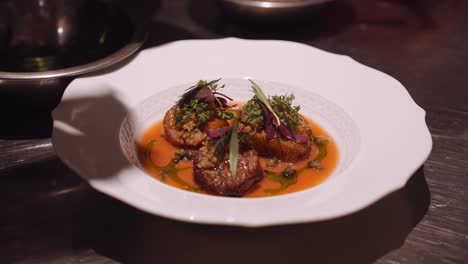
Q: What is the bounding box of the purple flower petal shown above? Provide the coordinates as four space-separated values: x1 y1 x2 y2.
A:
178 87 202 106
278 122 293 139
213 92 233 101
265 121 275 138
215 97 229 107
208 126 232 138
194 86 216 102
294 134 309 143
259 102 275 138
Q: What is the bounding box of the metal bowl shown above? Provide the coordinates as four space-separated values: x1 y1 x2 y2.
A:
219 0 335 21
0 0 145 112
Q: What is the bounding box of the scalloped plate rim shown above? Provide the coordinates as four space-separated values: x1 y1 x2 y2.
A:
52 38 432 227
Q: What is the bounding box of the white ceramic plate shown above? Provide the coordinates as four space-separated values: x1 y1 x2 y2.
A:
52 38 432 227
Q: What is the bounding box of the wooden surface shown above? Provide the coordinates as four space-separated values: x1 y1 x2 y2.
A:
1 0 468 263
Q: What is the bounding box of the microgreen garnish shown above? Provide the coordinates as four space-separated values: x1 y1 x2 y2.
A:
240 98 264 128
176 79 235 125
175 99 210 124
178 79 232 108
249 79 280 126
270 94 302 129
216 109 236 121
229 122 239 177
178 79 221 106
247 79 308 143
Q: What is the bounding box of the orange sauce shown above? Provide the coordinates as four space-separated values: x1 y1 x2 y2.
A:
138 115 339 198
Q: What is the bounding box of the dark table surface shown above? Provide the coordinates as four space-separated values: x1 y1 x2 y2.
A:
1 0 468 263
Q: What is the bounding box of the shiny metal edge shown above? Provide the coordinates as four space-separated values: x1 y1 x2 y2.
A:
0 26 147 80
222 0 333 9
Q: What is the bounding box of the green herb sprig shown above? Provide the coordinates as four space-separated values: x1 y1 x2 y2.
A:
216 109 236 120
229 122 239 177
175 99 211 124
249 79 281 126
178 79 222 106
240 97 264 128
270 94 302 129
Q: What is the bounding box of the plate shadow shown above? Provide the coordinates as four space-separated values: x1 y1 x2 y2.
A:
78 166 430 264
52 92 130 180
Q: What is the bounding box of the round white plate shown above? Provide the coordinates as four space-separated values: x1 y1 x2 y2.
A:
52 38 432 227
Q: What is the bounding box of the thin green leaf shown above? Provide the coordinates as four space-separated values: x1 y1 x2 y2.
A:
229 122 239 177
184 78 221 92
264 170 297 195
145 140 157 163
159 161 199 192
315 141 328 162
145 140 199 192
249 79 281 126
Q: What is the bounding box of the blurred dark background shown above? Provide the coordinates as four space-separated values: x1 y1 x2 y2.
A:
1 0 467 263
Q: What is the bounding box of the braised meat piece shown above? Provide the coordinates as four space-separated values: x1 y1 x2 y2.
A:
163 79 234 148
239 83 315 162
193 140 264 196
239 115 315 162
163 106 207 148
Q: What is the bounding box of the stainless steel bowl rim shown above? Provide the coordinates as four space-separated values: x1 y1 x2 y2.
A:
0 26 146 80
223 0 332 8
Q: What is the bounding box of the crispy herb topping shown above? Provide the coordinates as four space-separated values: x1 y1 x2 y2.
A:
178 79 222 106
270 94 302 129
240 96 264 128
242 80 306 143
175 99 211 125
216 109 236 120
250 80 281 125
175 79 235 125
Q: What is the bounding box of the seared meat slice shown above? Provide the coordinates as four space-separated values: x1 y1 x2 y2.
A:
163 106 207 148
193 143 264 196
239 116 315 162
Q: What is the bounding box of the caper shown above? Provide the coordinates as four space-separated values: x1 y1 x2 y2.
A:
282 167 297 179
174 149 196 162
307 160 324 170
267 158 279 168
314 136 329 144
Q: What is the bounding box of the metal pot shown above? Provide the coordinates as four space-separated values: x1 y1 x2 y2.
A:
0 0 145 113
219 0 334 21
